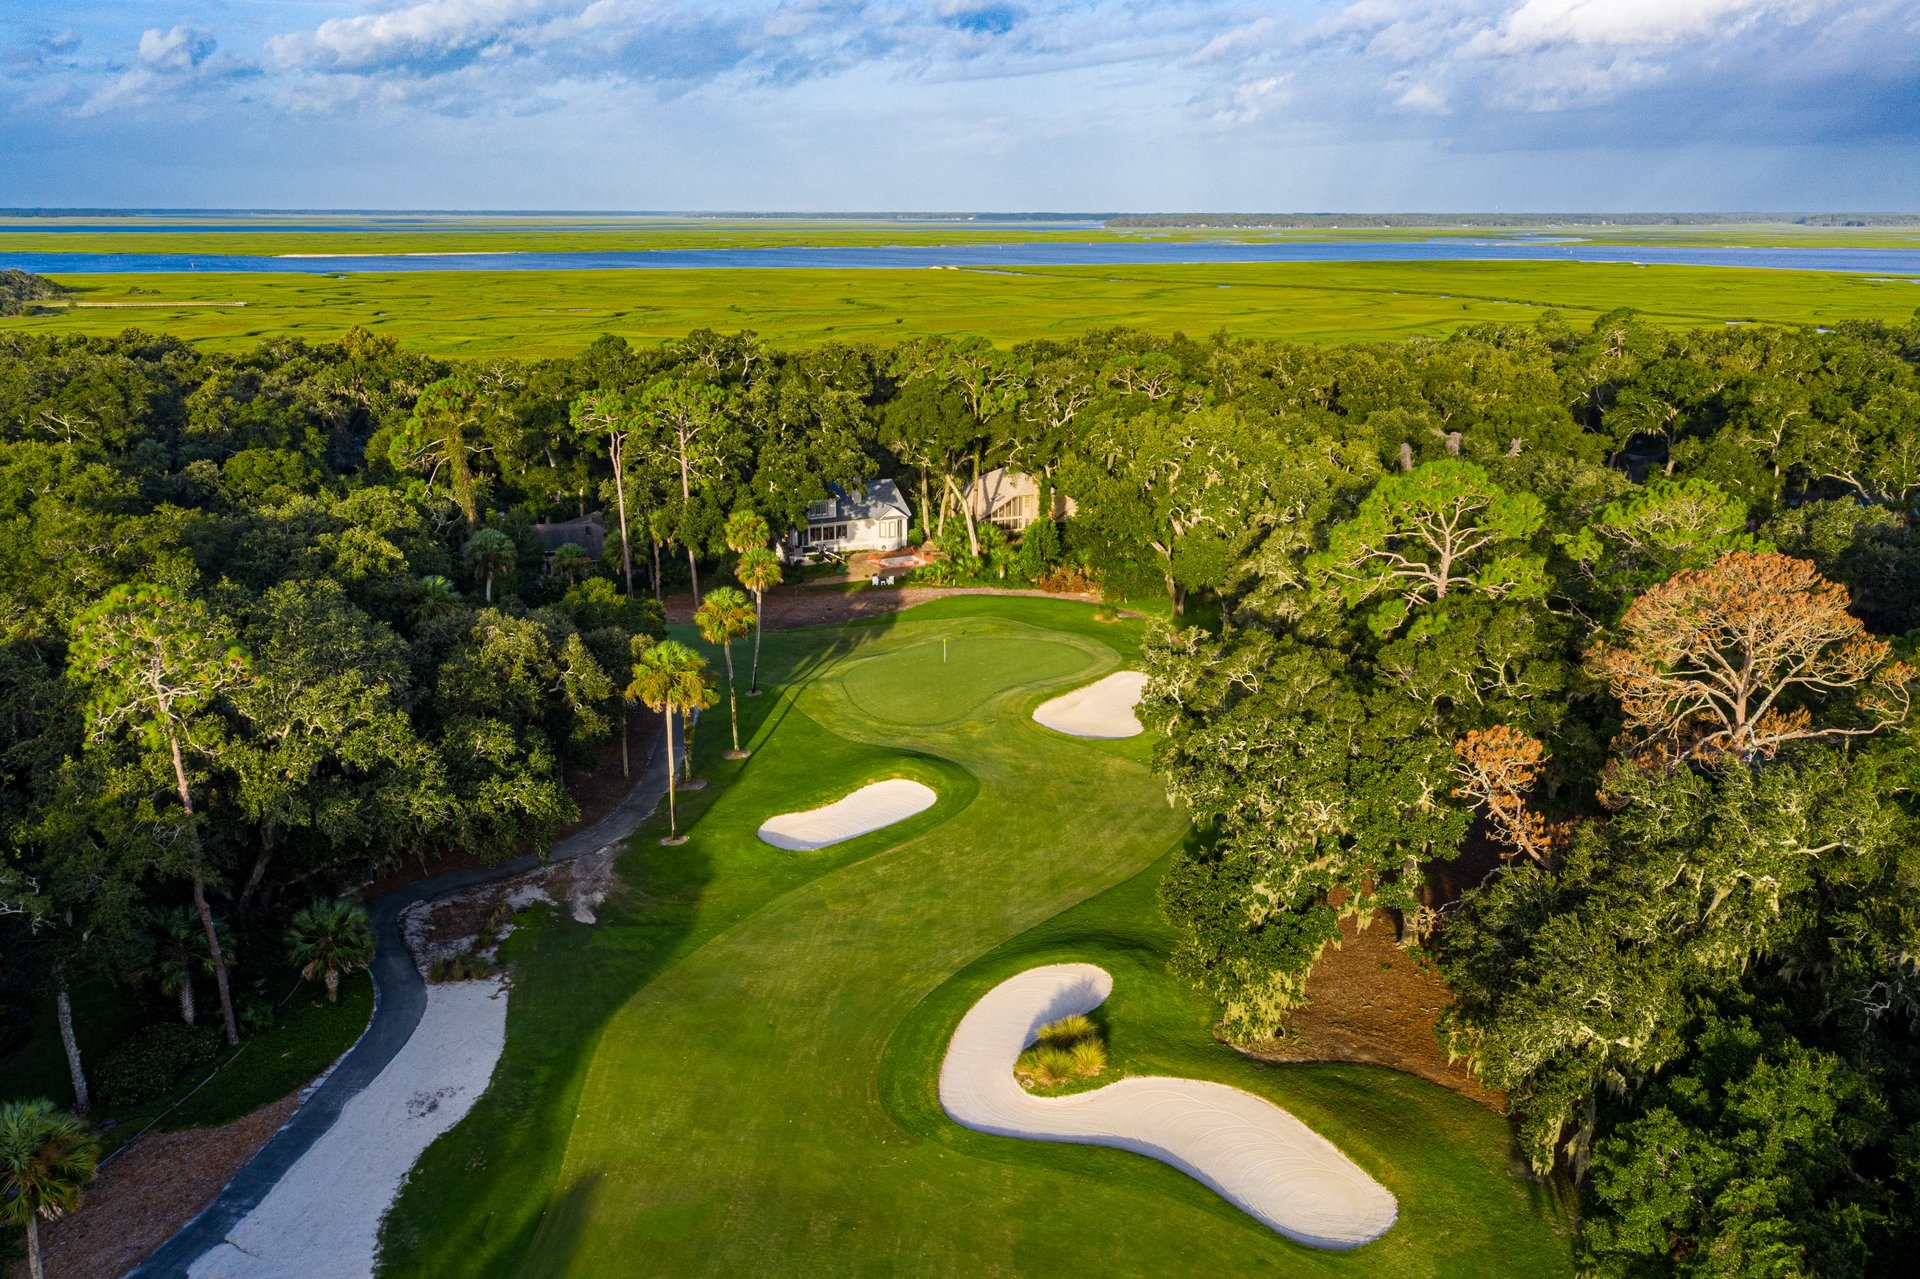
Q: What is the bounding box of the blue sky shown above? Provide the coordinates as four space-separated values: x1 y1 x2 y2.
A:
2 1 1916 211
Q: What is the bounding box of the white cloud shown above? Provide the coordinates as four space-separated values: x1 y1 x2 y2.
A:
1476 0 1804 53
138 25 217 72
267 0 563 73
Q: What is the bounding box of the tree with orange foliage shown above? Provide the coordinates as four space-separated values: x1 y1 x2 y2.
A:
1586 551 1915 765
1450 726 1568 866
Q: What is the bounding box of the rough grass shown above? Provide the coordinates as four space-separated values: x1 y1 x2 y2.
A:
4 259 1917 357
379 596 1571 1277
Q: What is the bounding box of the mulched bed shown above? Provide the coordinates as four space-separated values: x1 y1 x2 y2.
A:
1243 913 1505 1109
11 1095 300 1279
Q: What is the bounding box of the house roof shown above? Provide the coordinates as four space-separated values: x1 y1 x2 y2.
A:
533 512 607 555
813 479 911 524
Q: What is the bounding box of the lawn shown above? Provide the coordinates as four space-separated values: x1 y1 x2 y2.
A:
379 596 1571 1277
4 258 1916 356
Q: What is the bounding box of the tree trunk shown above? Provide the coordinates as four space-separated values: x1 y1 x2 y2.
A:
1168 577 1186 617
238 828 273 912
749 594 764 694
484 573 494 603
687 547 701 606
664 709 679 836
193 876 240 1046
620 703 630 778
26 1215 42 1279
54 959 89 1115
723 645 740 753
179 979 196 1026
651 537 662 600
611 436 634 596
167 730 239 1046
326 968 340 1003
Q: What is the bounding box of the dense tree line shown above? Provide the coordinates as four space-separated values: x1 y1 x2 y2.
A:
1136 311 1920 1275
4 308 1920 1272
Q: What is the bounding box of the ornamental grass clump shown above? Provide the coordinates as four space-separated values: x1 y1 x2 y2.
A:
1014 1013 1108 1089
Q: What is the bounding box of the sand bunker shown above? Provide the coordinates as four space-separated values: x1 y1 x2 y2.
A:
1032 671 1148 739
757 778 937 851
188 979 508 1279
939 963 1398 1250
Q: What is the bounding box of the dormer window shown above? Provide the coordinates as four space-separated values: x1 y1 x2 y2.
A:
807 498 838 522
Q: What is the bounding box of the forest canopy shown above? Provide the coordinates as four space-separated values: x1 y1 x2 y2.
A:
4 307 1920 1273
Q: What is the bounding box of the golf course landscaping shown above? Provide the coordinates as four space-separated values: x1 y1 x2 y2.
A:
376 596 1573 1277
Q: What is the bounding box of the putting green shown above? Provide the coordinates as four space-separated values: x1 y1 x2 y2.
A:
380 599 1571 1277
837 629 1088 726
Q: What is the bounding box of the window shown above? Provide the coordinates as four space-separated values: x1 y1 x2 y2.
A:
807 498 837 522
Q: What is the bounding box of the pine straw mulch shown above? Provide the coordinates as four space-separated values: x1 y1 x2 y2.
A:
9 1094 300 1279
1242 912 1506 1111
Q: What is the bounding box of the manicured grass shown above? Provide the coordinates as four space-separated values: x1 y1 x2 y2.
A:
4 259 1916 357
381 596 1570 1276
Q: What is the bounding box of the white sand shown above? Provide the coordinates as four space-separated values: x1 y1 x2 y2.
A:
1032 671 1148 739
939 964 1398 1250
757 778 937 851
188 980 509 1279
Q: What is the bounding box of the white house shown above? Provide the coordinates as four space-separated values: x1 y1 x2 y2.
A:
781 480 913 562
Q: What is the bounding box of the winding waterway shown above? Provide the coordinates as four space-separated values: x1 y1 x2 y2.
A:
6 238 1920 274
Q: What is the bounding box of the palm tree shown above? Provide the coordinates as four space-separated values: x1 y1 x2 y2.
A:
551 541 593 584
464 528 518 603
693 587 756 758
733 547 783 697
413 574 462 623
0 1099 100 1279
146 905 231 1026
626 640 718 844
286 899 375 1002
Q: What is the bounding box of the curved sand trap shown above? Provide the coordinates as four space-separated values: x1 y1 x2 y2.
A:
1033 671 1148 739
757 778 937 851
939 963 1398 1250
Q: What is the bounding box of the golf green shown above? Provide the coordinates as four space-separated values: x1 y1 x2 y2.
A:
379 598 1571 1277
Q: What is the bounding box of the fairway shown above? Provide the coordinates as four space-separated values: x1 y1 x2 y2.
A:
378 598 1570 1277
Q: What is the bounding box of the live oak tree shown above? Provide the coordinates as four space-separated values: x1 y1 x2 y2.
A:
67 584 248 1046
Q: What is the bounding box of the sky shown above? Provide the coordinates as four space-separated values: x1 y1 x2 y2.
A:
1 0 1917 212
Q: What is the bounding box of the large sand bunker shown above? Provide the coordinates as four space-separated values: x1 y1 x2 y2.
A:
189 978 508 1279
1032 671 1148 739
939 963 1398 1250
757 778 938 851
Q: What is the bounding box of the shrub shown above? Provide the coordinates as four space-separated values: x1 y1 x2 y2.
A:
1068 1038 1108 1077
1014 1014 1109 1089
1036 1013 1097 1047
95 1023 222 1108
